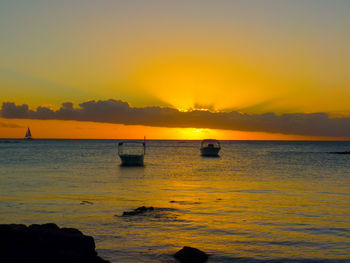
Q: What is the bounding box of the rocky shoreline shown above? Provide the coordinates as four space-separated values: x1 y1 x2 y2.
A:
0 222 209 263
0 223 109 263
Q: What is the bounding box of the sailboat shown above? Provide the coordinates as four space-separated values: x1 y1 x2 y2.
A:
25 127 33 140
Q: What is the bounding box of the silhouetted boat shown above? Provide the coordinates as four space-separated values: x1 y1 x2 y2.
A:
118 140 146 166
200 139 221 157
24 127 33 140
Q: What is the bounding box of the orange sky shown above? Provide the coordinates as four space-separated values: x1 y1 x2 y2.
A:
1 1 350 139
1 118 348 141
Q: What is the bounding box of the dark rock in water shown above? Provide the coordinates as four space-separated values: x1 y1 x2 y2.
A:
0 140 19 143
169 200 201 205
117 207 178 221
174 246 209 263
122 206 154 216
329 151 350 154
0 223 110 263
80 200 94 205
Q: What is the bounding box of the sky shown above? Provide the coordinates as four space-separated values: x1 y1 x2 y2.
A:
1 0 350 139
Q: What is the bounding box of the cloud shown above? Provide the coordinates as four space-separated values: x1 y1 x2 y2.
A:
1 99 350 137
0 121 23 128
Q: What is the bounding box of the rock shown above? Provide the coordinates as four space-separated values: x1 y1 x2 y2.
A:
174 246 209 263
122 206 154 216
0 223 110 263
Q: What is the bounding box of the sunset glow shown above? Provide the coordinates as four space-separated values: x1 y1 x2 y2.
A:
1 117 347 141
2 3 350 263
1 1 350 139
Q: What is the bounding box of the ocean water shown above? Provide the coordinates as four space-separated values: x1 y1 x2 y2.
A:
1 139 350 262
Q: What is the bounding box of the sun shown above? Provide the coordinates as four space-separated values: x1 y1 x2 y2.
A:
126 53 283 113
175 128 218 140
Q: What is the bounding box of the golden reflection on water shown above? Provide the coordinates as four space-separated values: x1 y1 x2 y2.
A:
1 140 350 262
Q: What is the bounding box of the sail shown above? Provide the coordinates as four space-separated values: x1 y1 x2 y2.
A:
25 128 32 138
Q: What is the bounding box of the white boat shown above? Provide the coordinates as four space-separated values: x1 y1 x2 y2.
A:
200 139 221 157
24 127 33 140
118 141 146 166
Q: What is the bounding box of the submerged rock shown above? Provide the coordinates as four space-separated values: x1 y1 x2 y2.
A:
122 206 154 216
80 200 94 205
329 151 350 154
174 246 209 263
169 200 201 205
0 140 19 143
0 223 109 263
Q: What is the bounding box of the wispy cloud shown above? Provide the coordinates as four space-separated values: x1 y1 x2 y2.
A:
0 121 23 128
1 99 350 137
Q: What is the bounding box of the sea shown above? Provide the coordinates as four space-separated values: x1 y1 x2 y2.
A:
1 139 350 262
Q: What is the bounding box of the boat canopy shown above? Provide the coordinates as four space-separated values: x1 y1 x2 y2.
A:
201 139 220 148
118 141 146 156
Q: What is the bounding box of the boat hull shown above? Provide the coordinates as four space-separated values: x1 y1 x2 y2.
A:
200 147 220 157
119 154 144 166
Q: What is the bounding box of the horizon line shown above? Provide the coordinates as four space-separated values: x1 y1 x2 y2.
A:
1 138 350 142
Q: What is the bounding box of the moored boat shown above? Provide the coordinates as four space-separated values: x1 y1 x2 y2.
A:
200 139 221 157
118 140 146 166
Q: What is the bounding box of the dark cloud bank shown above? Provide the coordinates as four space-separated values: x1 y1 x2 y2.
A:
1 99 350 137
